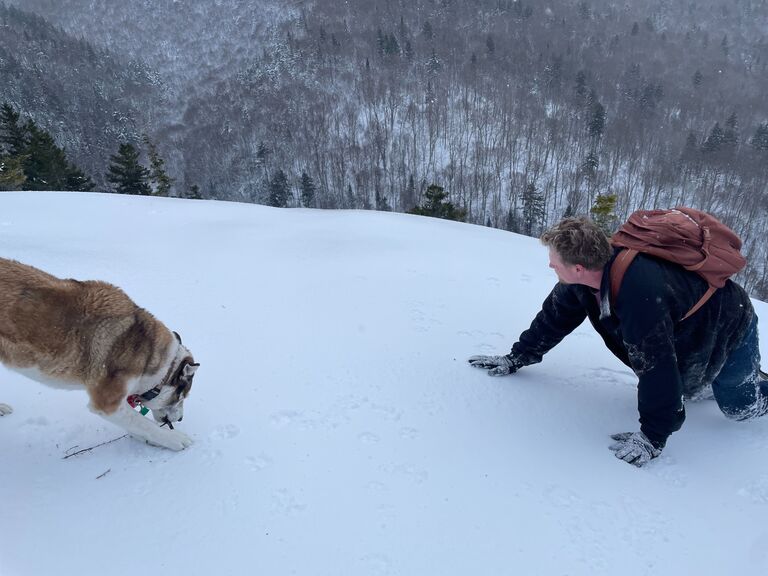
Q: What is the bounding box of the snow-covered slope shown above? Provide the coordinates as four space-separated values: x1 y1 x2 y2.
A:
1 192 767 575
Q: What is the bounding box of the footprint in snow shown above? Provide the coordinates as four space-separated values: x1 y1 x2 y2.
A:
269 410 304 428
474 342 497 353
542 483 582 508
359 554 393 576
23 416 50 426
370 403 403 422
246 454 273 472
737 476 768 504
409 305 442 333
358 431 380 444
271 489 306 516
646 455 688 488
210 424 240 440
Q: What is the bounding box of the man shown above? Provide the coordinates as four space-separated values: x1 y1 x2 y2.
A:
469 216 768 467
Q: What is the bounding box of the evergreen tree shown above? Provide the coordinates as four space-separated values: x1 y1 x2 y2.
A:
574 70 588 104
702 123 725 153
0 107 92 191
422 21 433 40
64 162 94 191
346 183 356 209
590 193 618 234
587 97 606 139
581 151 599 180
268 169 290 207
385 33 400 56
750 123 768 151
187 184 203 199
639 82 663 118
375 189 391 211
692 70 703 89
22 123 75 190
426 50 441 74
521 183 545 236
0 103 26 190
300 171 316 207
0 102 25 156
143 135 173 196
723 112 739 149
0 155 27 190
486 34 495 56
408 184 466 222
376 30 400 56
404 40 414 61
505 207 521 233
720 34 730 57
106 143 151 195
256 141 271 162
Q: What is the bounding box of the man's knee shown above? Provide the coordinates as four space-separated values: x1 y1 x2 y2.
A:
720 397 768 421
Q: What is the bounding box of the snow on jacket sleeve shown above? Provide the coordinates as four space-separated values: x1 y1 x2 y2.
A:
509 282 589 366
613 259 685 448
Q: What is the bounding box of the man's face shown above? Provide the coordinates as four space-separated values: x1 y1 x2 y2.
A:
548 247 582 284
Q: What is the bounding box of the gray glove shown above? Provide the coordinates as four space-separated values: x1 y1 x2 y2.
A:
468 354 524 376
609 431 662 467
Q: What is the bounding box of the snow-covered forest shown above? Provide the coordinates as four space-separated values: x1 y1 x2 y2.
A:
1 0 767 294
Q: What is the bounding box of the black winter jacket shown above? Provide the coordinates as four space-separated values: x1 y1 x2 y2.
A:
509 250 754 447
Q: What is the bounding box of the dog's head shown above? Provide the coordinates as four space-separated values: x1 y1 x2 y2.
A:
144 333 198 425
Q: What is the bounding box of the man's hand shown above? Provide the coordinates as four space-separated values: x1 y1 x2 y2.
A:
468 354 523 376
609 431 662 467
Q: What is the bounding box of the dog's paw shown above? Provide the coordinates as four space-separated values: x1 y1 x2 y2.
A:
0 403 13 416
149 429 193 451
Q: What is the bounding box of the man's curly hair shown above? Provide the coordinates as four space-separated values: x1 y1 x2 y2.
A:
540 217 612 270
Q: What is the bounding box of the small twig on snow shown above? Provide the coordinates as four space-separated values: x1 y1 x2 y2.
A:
62 434 128 459
96 469 111 480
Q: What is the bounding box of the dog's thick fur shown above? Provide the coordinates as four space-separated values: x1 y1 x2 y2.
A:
0 257 197 450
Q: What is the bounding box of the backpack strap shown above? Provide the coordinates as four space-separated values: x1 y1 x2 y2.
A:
609 248 717 321
609 248 638 304
681 286 717 321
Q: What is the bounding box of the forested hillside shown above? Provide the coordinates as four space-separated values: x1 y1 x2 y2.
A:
8 0 295 90
0 3 163 185
3 0 768 295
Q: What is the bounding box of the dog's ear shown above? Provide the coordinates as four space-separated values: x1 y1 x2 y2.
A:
182 363 199 379
173 331 182 344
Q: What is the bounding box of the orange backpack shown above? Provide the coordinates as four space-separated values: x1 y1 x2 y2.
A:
609 207 746 320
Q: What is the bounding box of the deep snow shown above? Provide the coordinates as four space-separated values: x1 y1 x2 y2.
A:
1 192 767 576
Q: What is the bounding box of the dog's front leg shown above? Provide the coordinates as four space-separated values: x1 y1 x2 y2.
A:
92 401 192 451
0 403 13 416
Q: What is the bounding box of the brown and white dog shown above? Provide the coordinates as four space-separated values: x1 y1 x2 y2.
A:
0 257 198 450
